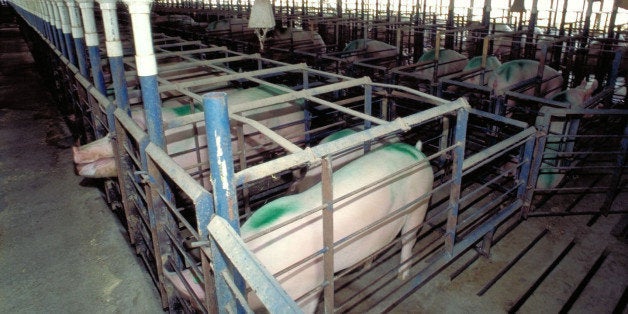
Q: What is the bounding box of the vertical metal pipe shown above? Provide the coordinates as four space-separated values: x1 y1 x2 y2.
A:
98 0 131 115
65 0 89 77
559 0 568 37
601 123 627 214
481 0 490 27
321 155 335 313
517 134 536 212
38 0 50 41
51 0 67 56
607 0 619 39
202 91 246 313
445 0 454 49
124 0 166 149
582 0 594 41
77 0 107 95
45 1 60 49
445 106 468 255
57 0 76 64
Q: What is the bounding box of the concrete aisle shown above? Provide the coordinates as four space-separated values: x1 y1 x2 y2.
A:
0 6 162 313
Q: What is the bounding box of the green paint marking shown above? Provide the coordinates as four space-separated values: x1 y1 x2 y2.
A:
320 129 356 144
466 56 482 69
418 49 437 61
171 103 204 116
245 197 300 230
382 142 423 160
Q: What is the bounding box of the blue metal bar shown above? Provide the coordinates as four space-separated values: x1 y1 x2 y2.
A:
139 75 166 149
518 134 537 211
208 217 301 313
109 56 130 114
64 32 76 64
74 38 89 77
66 0 87 77
445 106 469 255
57 1 76 65
77 0 106 95
97 0 130 114
202 92 246 313
87 45 107 95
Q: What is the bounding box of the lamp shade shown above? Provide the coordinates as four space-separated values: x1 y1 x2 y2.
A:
510 0 526 13
248 0 275 29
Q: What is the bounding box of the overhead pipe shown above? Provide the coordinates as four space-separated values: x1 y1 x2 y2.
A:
77 0 107 95
65 0 89 78
122 0 166 150
97 0 131 115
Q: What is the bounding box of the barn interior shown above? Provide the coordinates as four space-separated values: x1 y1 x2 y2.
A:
0 0 626 312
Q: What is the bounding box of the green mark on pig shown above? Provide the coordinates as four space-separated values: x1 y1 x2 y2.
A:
496 60 535 81
320 129 356 143
383 142 423 160
418 49 440 61
172 103 204 116
244 196 300 230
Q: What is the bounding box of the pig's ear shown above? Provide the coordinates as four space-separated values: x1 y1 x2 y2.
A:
586 79 599 97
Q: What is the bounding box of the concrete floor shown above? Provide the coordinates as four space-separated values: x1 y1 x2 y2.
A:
0 7 162 313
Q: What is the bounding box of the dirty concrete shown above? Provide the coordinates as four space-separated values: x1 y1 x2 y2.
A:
0 6 162 313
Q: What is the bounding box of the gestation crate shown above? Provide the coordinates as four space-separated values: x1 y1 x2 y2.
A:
116 65 539 311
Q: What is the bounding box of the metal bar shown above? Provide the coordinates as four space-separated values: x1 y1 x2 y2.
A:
371 199 524 312
445 107 468 255
235 98 470 186
208 217 301 312
202 91 245 311
321 156 334 313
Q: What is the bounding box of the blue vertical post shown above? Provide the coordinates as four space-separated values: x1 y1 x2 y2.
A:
45 1 60 49
445 104 469 256
57 0 76 64
40 0 52 42
98 0 131 115
51 0 67 56
77 0 106 95
202 92 246 313
36 1 45 35
123 0 165 149
65 0 89 78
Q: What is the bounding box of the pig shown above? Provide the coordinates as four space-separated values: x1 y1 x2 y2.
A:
585 39 628 75
206 18 251 34
461 55 502 86
487 59 563 116
152 14 206 27
340 39 398 64
535 79 599 189
414 49 469 82
491 24 546 60
166 139 434 313
293 128 398 193
72 85 305 179
269 27 326 54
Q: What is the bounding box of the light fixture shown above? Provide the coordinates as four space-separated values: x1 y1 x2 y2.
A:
248 0 275 52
